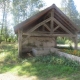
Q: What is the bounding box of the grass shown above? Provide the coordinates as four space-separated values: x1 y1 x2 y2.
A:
0 43 80 80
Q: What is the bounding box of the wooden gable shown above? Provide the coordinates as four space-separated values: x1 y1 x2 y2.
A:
14 4 80 35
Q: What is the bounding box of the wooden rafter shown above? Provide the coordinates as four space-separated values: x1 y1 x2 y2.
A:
43 23 51 31
53 25 60 32
55 12 76 31
53 17 73 35
26 17 51 33
54 4 80 31
51 9 54 32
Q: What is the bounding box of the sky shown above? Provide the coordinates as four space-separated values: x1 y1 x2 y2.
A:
43 0 80 12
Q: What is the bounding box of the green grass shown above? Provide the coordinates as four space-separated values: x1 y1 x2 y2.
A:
0 43 80 80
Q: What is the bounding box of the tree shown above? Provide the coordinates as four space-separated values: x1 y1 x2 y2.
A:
0 0 12 42
61 0 80 26
61 0 67 14
12 0 45 25
0 0 45 43
67 0 79 23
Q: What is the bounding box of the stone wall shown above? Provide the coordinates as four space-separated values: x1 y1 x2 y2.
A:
24 37 56 48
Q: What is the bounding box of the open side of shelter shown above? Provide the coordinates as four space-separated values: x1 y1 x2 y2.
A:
14 4 80 57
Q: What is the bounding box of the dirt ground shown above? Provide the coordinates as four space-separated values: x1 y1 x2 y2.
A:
0 72 38 80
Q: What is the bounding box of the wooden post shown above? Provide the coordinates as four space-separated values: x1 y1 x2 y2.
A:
54 37 57 47
71 35 78 50
18 29 22 57
74 36 78 50
51 9 54 33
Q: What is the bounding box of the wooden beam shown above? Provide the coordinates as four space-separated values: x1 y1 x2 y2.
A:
22 35 31 45
55 12 76 31
43 23 51 31
74 36 78 49
73 35 78 50
69 35 78 49
23 31 50 35
53 17 73 35
54 5 80 31
51 9 54 32
26 17 51 33
18 29 22 57
53 25 60 32
23 33 76 37
42 26 45 31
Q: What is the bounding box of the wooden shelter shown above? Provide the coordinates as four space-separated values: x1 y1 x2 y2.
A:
14 4 80 57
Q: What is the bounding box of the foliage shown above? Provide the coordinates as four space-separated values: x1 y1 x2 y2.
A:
61 0 80 26
0 0 45 43
0 44 80 80
57 37 67 44
12 0 45 25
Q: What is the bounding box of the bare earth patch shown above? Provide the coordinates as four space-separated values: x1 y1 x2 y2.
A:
0 72 38 80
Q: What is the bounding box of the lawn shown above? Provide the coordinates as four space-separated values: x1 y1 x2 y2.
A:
0 43 80 80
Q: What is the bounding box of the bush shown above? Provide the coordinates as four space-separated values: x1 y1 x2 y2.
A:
57 37 65 44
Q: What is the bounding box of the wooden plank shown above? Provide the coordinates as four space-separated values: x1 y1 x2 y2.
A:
53 17 73 35
27 17 51 33
18 29 22 57
43 23 51 31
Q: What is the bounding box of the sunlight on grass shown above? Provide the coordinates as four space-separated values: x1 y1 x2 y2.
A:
10 66 22 74
0 52 10 62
